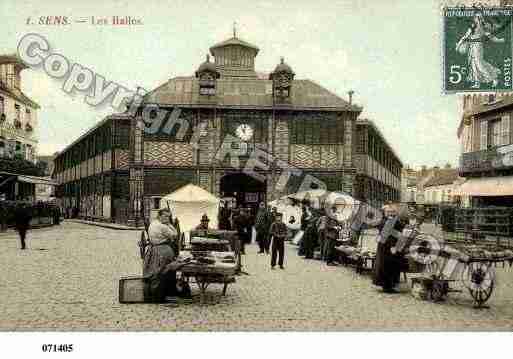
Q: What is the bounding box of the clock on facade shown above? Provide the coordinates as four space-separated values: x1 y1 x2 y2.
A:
235 123 253 141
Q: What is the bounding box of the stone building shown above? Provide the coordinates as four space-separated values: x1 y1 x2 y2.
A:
0 54 42 201
458 93 513 207
51 34 398 225
0 54 39 162
423 166 462 206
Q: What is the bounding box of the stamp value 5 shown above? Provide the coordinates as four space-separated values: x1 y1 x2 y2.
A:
443 7 513 93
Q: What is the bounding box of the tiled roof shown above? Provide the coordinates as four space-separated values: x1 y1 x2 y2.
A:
144 77 361 112
423 168 459 187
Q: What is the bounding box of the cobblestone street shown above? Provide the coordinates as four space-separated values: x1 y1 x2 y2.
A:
1 222 513 331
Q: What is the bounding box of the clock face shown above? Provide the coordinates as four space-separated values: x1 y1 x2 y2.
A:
235 123 253 141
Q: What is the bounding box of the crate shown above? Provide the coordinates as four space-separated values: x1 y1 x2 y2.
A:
119 275 146 303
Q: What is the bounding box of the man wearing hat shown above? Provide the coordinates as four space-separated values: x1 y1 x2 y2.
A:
196 214 211 230
270 212 288 269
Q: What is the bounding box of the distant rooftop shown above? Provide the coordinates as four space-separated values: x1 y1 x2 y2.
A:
423 168 459 187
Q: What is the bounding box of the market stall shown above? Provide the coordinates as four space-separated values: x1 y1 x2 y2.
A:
161 184 220 233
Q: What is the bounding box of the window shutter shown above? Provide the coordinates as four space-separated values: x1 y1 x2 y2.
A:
501 114 510 146
480 120 488 150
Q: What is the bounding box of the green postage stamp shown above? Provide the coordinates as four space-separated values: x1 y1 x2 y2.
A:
443 6 513 93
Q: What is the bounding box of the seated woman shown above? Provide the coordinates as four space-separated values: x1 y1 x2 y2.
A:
143 208 179 303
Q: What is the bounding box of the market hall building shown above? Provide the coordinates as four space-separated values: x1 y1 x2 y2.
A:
52 35 402 225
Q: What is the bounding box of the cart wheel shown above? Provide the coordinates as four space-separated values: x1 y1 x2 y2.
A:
462 262 495 308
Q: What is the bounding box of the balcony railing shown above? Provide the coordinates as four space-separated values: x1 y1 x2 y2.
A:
459 144 513 173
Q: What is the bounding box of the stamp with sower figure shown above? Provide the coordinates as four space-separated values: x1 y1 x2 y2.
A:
443 6 513 93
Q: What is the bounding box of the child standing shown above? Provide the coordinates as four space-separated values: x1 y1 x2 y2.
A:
270 212 287 270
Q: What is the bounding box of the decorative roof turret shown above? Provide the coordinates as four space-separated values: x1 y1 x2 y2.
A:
208 26 259 79
269 57 295 100
270 57 295 78
196 54 219 96
195 54 220 79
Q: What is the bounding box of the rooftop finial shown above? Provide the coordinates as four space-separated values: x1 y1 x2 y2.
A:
233 21 237 38
348 90 354 104
280 57 284 64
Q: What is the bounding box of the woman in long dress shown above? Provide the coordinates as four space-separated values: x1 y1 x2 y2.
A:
373 204 409 293
456 14 505 88
143 209 179 302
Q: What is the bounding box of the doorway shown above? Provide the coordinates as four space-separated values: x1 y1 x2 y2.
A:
220 172 267 213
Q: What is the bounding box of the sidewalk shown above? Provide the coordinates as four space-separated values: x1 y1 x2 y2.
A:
66 219 143 231
0 223 55 236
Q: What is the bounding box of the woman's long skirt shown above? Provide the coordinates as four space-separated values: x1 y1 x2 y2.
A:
143 244 177 302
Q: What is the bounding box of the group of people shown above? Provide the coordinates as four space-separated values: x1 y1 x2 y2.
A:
297 203 345 266
141 198 418 302
294 199 417 294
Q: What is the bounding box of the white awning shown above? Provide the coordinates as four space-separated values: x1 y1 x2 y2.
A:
454 176 513 196
17 175 57 186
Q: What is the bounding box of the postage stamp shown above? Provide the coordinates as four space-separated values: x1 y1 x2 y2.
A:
443 6 513 93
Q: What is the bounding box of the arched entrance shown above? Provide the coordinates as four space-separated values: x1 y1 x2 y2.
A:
220 172 267 212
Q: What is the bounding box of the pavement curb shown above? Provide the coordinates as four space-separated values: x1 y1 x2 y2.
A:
66 219 143 231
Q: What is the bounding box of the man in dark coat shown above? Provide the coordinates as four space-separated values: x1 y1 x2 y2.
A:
243 207 254 245
218 201 232 230
233 208 249 255
53 206 61 225
324 216 341 266
303 209 320 259
298 205 310 256
255 202 270 254
14 204 32 250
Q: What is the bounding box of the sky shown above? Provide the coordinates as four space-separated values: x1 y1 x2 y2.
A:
0 0 467 168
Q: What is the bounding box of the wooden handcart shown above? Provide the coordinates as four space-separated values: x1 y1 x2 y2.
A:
179 230 241 304
178 259 237 304
409 238 513 308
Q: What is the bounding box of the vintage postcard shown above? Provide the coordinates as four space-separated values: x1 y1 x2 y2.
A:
1 0 513 356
